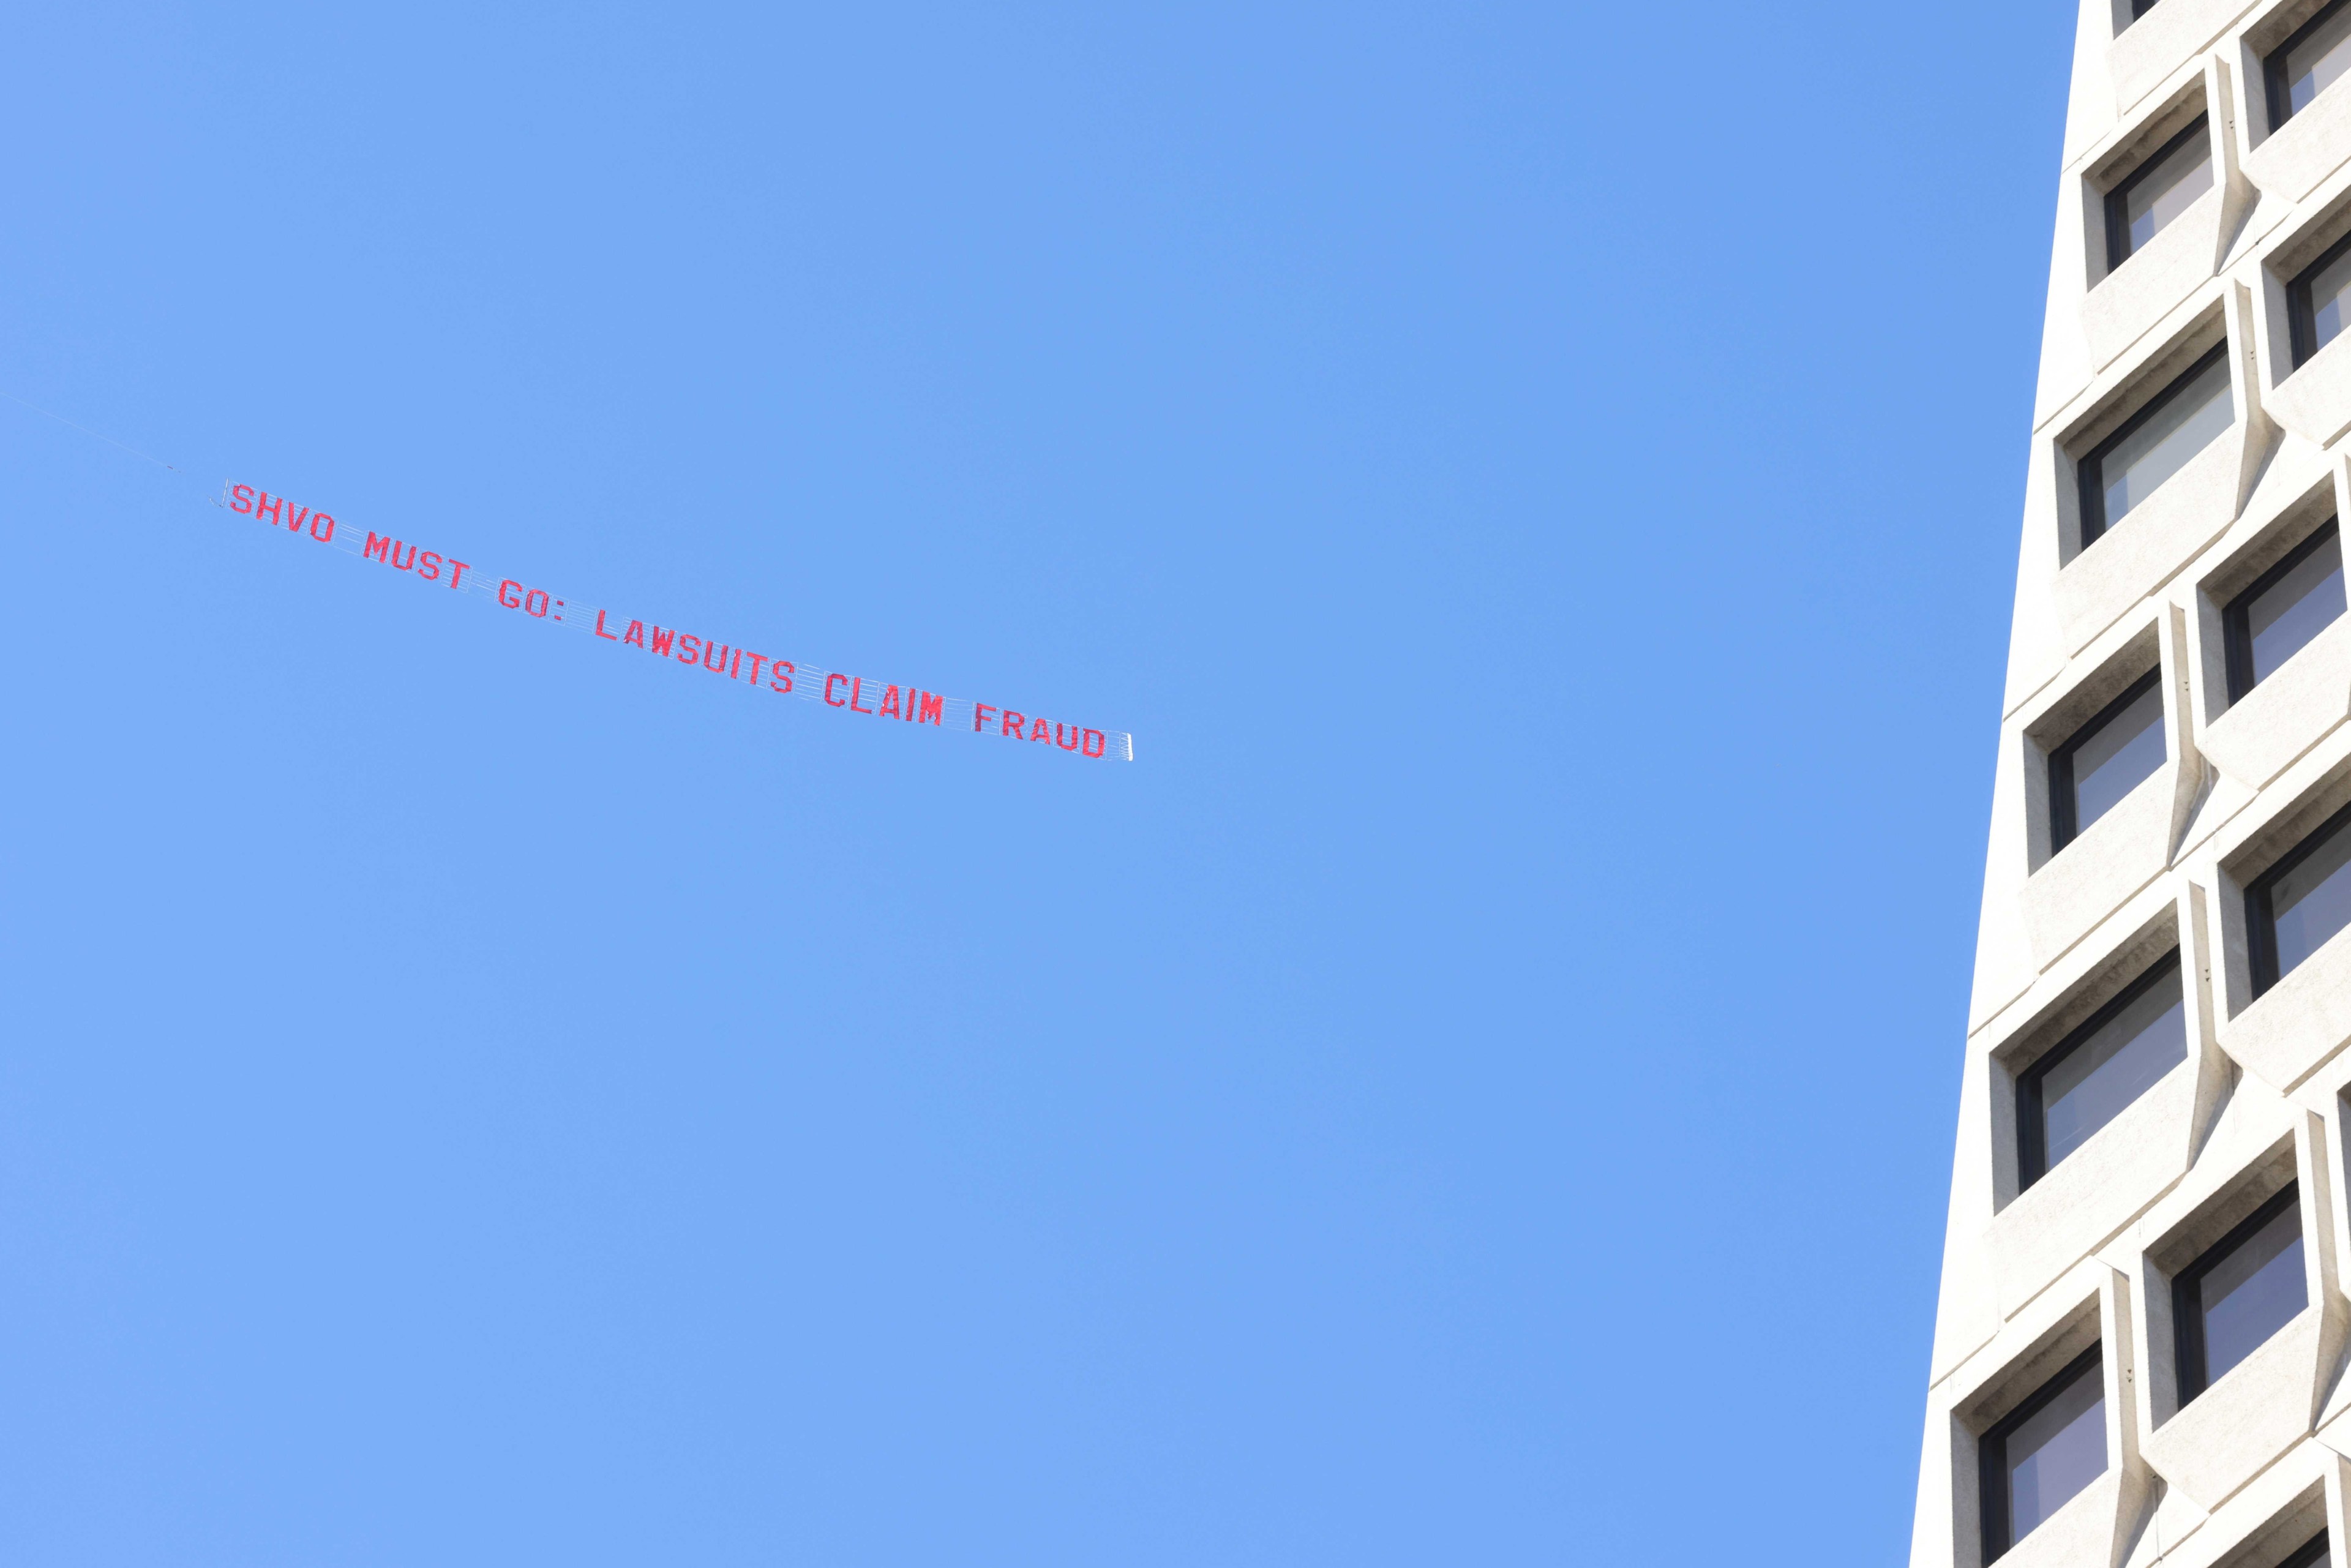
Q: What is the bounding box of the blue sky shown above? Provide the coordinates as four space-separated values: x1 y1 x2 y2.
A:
0 2 2071 1562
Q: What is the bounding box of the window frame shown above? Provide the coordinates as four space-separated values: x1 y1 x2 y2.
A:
2172 1182 2302 1403
2247 796 2351 994
2104 114 2211 274
2016 949 2183 1188
1979 1344 2105 1563
2289 230 2351 367
2224 519 2343 700
2077 343 2232 547
2268 0 2351 130
2049 667 2165 851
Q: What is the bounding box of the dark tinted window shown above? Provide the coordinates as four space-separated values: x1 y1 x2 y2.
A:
2226 522 2345 700
2270 0 2351 127
2019 951 2187 1187
1981 1346 2107 1561
2079 347 2233 546
2251 800 2351 992
2106 118 2212 272
2281 1531 2331 1568
2050 671 2165 850
2130 0 2160 20
2175 1185 2306 1401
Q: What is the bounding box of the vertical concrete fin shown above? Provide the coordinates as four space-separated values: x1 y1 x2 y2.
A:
2104 1265 2153 1568
2304 1107 2351 1430
2337 456 2351 729
1913 4 2351 1558
2211 52 2260 270
2229 279 2282 520
2165 602 2211 862
2186 880 2237 1168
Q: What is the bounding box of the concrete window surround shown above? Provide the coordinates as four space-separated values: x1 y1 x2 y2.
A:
2193 476 2340 715
1916 1 2351 1562
2137 1136 2303 1424
2087 85 2218 287
2058 311 2238 566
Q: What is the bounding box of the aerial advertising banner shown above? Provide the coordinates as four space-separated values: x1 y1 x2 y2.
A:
219 482 1134 762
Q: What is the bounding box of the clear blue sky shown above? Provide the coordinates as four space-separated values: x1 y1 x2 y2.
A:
0 3 2071 1562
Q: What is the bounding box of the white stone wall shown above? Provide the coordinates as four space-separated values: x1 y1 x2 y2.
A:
1917 2 2351 1564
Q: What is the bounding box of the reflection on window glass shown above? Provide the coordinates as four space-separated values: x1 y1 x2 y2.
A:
2107 118 2211 271
1982 1348 2106 1560
2178 1188 2305 1398
2292 234 2351 366
2303 248 2351 356
2274 0 2351 123
2079 348 2232 546
2051 672 2165 850
2252 802 2351 992
2022 953 2185 1184
2227 523 2345 700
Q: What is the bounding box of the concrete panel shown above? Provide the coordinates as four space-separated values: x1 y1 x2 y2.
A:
2140 1441 2333 1567
1994 1470 2128 1568
2271 329 2351 448
2246 82 2351 203
2200 614 2351 789
2142 1310 2325 1509
1991 1065 2197 1317
2110 0 2252 113
2024 778 2175 967
2219 931 2351 1091
2058 429 2244 656
1919 6 2351 1564
2085 192 2224 370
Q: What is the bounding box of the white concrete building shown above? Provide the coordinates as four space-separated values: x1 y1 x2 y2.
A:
1915 2 2351 1564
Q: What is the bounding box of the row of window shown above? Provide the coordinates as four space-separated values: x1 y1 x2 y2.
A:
1984 1123 2313 1561
1986 1337 2321 1564
2075 102 2351 553
1986 1236 2311 1558
2096 108 2351 367
2022 786 2351 1196
2071 294 2351 550
1993 7 2351 1564
1996 736 2351 1553
2045 511 2345 852
2080 0 2351 540
2115 0 2351 138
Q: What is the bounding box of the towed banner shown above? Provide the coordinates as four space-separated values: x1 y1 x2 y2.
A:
219 482 1134 762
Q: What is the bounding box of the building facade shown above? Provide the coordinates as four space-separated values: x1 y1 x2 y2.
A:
1914 2 2351 1564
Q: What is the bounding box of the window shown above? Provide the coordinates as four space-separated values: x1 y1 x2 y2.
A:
2050 670 2165 850
1981 1346 2106 1562
2106 117 2213 272
2078 346 2233 546
2175 1185 2306 1401
2270 0 2351 127
2249 799 2351 992
2225 522 2345 699
2290 233 2351 366
2130 0 2160 20
2018 951 2186 1187
2281 1532 2331 1568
